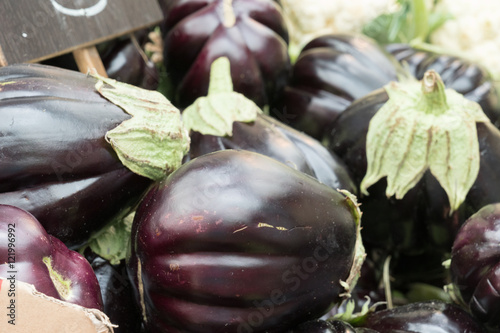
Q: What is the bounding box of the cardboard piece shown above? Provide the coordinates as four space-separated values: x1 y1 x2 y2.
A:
0 278 115 333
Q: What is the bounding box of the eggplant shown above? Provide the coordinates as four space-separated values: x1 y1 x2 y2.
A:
355 301 487 333
280 34 500 140
0 204 103 310
327 69 500 287
127 149 364 333
280 34 401 139
183 56 356 192
450 203 500 331
85 250 143 333
0 63 152 247
160 0 290 108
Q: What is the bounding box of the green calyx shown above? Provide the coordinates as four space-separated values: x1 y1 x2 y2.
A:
338 190 366 301
361 70 490 213
182 57 261 137
42 257 72 301
92 73 190 181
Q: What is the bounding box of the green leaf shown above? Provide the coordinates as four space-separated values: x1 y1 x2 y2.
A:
92 73 190 181
182 57 261 137
86 211 135 265
361 70 490 213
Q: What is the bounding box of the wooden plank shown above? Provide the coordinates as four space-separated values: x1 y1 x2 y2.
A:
0 0 164 65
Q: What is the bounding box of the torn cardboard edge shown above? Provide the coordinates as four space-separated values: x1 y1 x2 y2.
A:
0 277 116 332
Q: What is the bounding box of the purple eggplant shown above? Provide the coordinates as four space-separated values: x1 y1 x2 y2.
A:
127 149 364 333
280 34 402 139
326 68 500 288
280 34 500 140
450 203 500 331
160 0 290 108
355 301 487 333
85 250 143 332
183 56 356 193
0 63 151 247
0 204 103 310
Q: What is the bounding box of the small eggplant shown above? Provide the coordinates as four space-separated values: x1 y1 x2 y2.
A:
160 0 290 108
356 301 487 333
0 63 152 247
450 203 500 331
127 149 364 333
0 204 103 310
327 70 500 286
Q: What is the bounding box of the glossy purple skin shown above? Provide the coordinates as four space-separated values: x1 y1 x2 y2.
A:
161 0 290 108
280 34 401 139
359 301 487 333
0 205 103 310
187 113 356 192
386 44 500 127
128 150 358 333
451 203 500 330
0 63 151 247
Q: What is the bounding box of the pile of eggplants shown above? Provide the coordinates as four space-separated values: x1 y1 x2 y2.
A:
2 1 500 331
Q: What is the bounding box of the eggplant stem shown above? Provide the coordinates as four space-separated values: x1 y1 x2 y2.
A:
383 255 393 309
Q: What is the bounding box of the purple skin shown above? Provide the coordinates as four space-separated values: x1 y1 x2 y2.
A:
0 205 103 310
281 34 401 139
128 150 358 333
451 203 500 330
0 63 151 247
357 301 487 333
161 0 290 109
289 320 357 333
187 113 356 193
281 35 500 140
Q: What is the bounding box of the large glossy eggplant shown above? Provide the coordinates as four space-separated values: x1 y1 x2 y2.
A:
0 205 103 310
450 203 500 331
127 149 364 333
0 63 152 247
327 69 500 286
280 34 500 140
160 0 290 108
